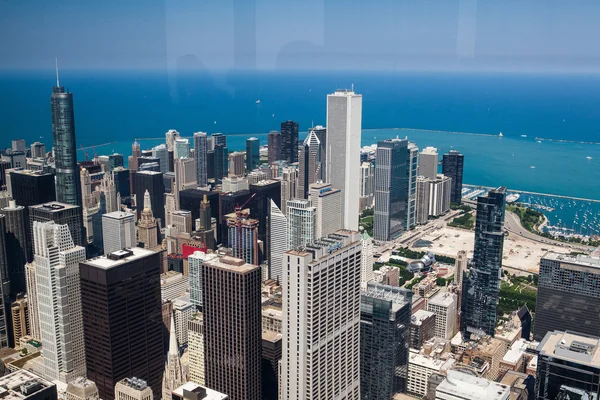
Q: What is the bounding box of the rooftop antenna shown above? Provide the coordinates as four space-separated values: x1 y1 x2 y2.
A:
55 57 60 87
351 83 354 92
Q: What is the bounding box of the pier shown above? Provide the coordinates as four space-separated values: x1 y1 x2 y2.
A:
463 184 600 204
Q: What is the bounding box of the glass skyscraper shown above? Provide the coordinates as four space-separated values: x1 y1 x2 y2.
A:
194 132 208 186
462 186 506 339
246 137 260 173
442 150 464 204
280 120 299 164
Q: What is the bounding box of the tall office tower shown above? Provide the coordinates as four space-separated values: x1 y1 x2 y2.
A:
31 141 47 158
427 292 458 340
24 262 40 340
360 283 412 398
152 144 169 174
113 167 131 198
247 170 266 185
11 296 29 344
268 199 287 281
326 90 362 230
427 174 452 217
12 139 26 152
267 131 281 164
138 191 158 249
361 231 374 284
163 316 185 400
0 215 10 348
9 170 56 207
281 230 362 400
309 125 327 180
211 133 226 147
129 140 141 171
102 212 135 253
454 251 467 288
115 378 154 400
279 167 297 215
2 201 28 295
51 75 82 208
33 221 86 382
462 187 506 340
206 151 215 179
373 138 408 242
406 142 419 230
187 251 217 309
166 130 181 152
286 199 316 250
227 210 260 265
202 256 262 400
187 314 205 385
442 150 464 204
535 330 600 399
193 132 208 187
29 202 84 247
213 144 228 183
0 160 9 190
80 248 164 400
415 176 430 224
308 182 342 238
134 171 165 226
80 168 98 244
418 147 438 179
2 151 26 169
228 152 245 177
359 161 374 212
101 171 118 213
246 137 260 173
108 153 125 171
280 120 299 163
174 158 197 206
174 139 190 160
198 195 211 232
297 131 321 199
534 253 600 341
249 180 281 263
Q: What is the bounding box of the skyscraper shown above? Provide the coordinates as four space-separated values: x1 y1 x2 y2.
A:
297 131 321 199
326 89 362 230
202 256 262 400
2 201 28 295
279 167 297 215
188 251 215 310
33 221 86 382
373 138 408 242
211 133 226 147
534 252 600 341
80 248 164 400
9 170 56 208
360 283 412 398
286 199 316 250
174 158 197 208
267 131 281 164
310 125 327 180
0 215 10 348
213 144 228 183
268 199 287 282
361 231 374 284
152 144 169 174
418 147 438 180
406 142 419 230
227 209 260 265
442 150 464 204
51 73 82 208
174 138 190 160
308 182 342 238
427 174 452 217
11 296 29 345
134 171 165 226
249 180 281 262
102 212 135 254
280 120 299 164
415 176 430 225
246 137 260 173
359 162 374 212
138 191 158 249
31 141 47 158
228 152 245 177
24 261 40 341
462 187 506 339
281 230 362 400
193 132 208 187
29 202 84 248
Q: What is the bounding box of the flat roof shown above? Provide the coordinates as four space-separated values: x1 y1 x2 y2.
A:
411 310 435 325
428 291 456 307
29 202 79 211
543 251 600 270
84 247 156 270
262 330 282 343
0 370 54 400
436 370 509 400
103 211 134 220
172 382 227 400
408 349 455 371
538 330 600 367
204 256 258 274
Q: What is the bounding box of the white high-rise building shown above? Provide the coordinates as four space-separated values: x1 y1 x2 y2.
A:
33 221 86 382
174 138 190 159
427 292 457 340
102 211 135 254
281 230 362 400
428 174 452 217
166 129 181 152
173 295 194 347
415 176 430 225
419 147 438 180
308 182 342 238
279 167 298 216
187 251 218 309
174 158 197 208
268 199 287 282
187 314 205 385
286 199 316 250
25 262 40 340
152 144 169 174
326 89 362 231
407 142 419 230
359 162 374 212
360 231 374 284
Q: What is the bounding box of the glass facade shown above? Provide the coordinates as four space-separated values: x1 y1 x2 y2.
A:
442 150 464 204
280 120 299 163
246 137 260 173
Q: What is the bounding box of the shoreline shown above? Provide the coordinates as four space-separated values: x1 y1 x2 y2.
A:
463 184 600 203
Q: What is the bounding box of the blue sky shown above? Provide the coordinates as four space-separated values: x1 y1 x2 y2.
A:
2 0 600 72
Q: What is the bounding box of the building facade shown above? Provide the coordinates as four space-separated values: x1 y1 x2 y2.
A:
286 199 316 250
102 212 135 254
308 182 342 239
193 132 208 187
268 200 287 282
297 131 321 199
267 131 281 164
442 150 464 204
246 137 260 173
280 121 299 164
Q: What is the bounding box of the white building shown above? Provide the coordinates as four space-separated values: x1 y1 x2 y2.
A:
435 370 510 400
268 199 287 282
406 142 419 229
173 295 194 347
281 230 362 400
416 176 430 224
187 314 205 386
174 138 190 159
174 158 197 207
428 174 452 217
115 378 153 400
102 211 135 254
419 147 438 180
326 90 362 230
407 349 455 397
427 292 458 340
286 199 316 250
171 382 228 400
160 271 189 302
360 231 374 284
33 221 87 382
279 167 298 216
25 262 40 340
308 182 342 238
221 176 249 192
359 161 374 212
187 251 218 309
152 144 169 174
166 129 181 152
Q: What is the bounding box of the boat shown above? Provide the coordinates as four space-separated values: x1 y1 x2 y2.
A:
536 140 542 143
521 134 527 138
256 100 261 104
587 156 593 160
506 193 520 203
499 132 504 137
530 166 536 169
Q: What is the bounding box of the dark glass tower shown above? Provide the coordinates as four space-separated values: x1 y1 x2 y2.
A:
213 144 228 183
193 132 208 186
249 180 281 262
373 138 409 242
29 202 84 247
442 150 464 204
51 79 82 208
9 170 56 208
360 283 412 399
134 171 165 227
1 202 28 296
310 125 327 180
267 131 281 164
461 187 506 339
0 215 11 348
280 120 299 163
246 137 260 172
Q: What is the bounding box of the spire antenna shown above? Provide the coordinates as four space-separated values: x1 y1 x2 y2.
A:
55 57 60 87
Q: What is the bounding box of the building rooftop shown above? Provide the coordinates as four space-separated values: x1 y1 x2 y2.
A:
538 330 600 367
543 251 600 271
0 370 54 400
262 330 282 343
436 370 510 400
173 294 193 310
103 211 134 220
502 339 529 365
411 310 436 326
117 377 149 391
204 256 258 274
408 349 455 371
84 247 156 270
136 170 162 175
161 270 186 283
250 179 278 187
172 382 228 400
29 202 79 212
9 169 52 177
428 291 456 308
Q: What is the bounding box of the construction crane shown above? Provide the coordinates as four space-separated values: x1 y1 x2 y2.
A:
79 144 89 161
229 193 258 265
235 192 256 214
